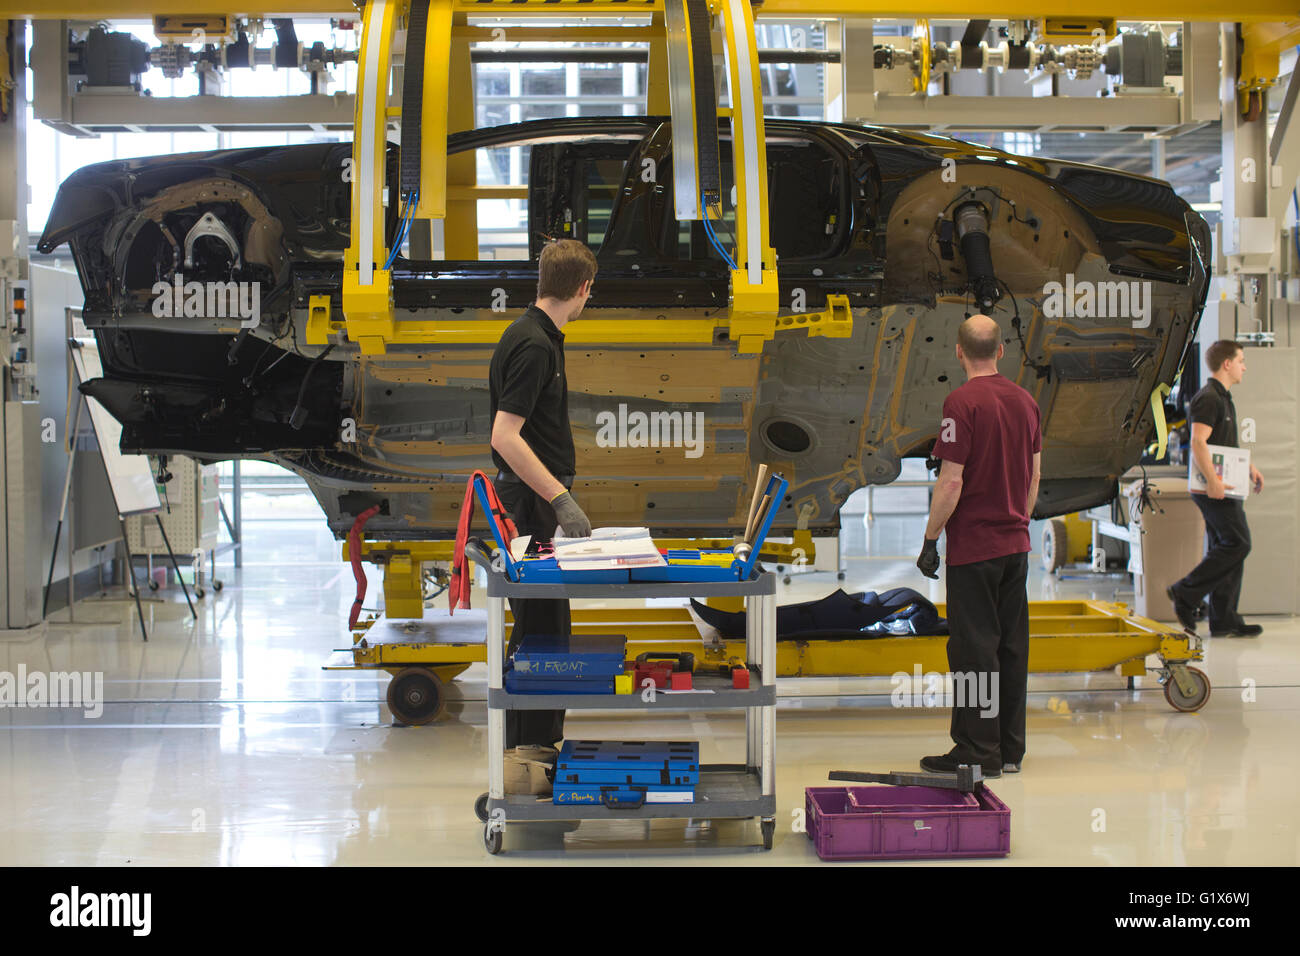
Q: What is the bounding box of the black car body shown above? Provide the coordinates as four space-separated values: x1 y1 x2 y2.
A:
38 117 1211 539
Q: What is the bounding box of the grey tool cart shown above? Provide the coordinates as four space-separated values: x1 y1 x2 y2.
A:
465 542 778 855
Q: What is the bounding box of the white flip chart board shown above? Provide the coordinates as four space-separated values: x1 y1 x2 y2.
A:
68 338 161 517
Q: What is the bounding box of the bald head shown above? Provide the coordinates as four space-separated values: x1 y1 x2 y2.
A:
957 314 1001 363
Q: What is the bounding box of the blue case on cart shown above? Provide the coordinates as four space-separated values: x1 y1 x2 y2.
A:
555 740 700 786
503 666 614 695
553 784 696 807
513 633 627 678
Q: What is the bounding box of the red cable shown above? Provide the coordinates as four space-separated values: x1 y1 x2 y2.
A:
348 505 382 629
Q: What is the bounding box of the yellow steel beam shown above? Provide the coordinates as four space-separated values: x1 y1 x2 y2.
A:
414 0 454 221
445 12 480 260
336 599 1200 680
344 540 458 562
646 11 671 115
1239 20 1300 94
717 0 779 336
305 293 343 345
341 0 400 356
383 553 427 618
317 302 856 346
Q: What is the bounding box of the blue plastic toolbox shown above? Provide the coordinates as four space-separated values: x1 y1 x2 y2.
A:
513 633 627 678
553 784 696 807
503 667 615 695
555 740 700 786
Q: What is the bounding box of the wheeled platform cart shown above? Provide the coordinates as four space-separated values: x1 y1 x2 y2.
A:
464 541 778 855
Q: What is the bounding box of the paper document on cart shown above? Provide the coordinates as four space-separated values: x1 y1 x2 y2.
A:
553 527 667 570
1189 444 1251 500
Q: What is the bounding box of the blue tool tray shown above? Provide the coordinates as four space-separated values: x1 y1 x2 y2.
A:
629 551 745 582
553 784 696 807
556 740 700 787
503 667 614 695
513 633 627 678
471 473 787 584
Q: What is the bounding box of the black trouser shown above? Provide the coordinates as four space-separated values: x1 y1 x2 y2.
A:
944 551 1030 766
1179 495 1251 632
495 472 569 749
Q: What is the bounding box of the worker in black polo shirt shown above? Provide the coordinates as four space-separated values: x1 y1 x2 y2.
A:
916 314 1042 779
489 238 597 748
1167 340 1264 638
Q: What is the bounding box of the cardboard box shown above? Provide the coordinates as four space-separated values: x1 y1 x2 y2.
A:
1189 444 1251 500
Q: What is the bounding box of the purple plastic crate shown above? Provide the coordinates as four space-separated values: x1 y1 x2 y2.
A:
846 785 980 814
806 785 1010 861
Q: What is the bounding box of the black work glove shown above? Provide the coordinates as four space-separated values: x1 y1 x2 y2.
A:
916 537 941 579
550 491 592 538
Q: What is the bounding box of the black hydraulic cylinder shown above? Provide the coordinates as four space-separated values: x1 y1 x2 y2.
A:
954 203 1001 311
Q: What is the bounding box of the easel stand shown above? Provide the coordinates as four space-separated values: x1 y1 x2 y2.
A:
46 342 197 641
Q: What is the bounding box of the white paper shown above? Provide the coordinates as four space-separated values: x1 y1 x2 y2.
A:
553 527 666 570
1189 444 1251 500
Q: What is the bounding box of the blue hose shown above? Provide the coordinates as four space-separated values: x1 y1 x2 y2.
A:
700 197 738 271
383 190 419 271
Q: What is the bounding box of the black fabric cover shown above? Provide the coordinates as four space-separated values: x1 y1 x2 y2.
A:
690 588 947 641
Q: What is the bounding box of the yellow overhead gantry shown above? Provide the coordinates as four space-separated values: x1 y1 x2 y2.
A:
336 0 792 356
310 0 1294 356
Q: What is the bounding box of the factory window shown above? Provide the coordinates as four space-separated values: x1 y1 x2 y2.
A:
583 157 626 249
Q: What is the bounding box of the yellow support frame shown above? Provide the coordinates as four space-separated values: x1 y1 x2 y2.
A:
342 0 400 356
715 0 779 344
414 0 454 221
329 599 1206 712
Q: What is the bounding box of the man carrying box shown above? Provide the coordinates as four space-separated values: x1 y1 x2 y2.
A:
1167 340 1264 638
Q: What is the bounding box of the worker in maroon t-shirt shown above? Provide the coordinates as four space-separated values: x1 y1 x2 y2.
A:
916 314 1042 779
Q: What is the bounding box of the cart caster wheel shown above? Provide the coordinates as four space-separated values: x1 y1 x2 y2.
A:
761 818 775 850
474 792 490 822
776 564 785 572
782 576 792 585
148 580 159 591
484 822 503 855
213 580 223 592
195 587 206 599
1164 665 1211 713
387 666 445 725
837 572 846 581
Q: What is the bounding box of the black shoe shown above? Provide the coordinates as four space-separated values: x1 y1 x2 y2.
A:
1166 584 1200 632
1211 622 1262 638
920 752 1001 779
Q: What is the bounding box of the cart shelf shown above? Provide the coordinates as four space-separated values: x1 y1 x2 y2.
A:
488 767 774 822
467 541 779 855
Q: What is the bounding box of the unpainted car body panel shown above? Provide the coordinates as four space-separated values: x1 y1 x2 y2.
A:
39 117 1210 540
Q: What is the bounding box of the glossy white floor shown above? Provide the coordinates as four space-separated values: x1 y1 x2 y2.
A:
2 508 1296 866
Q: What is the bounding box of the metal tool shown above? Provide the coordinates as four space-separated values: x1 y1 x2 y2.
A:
829 765 984 793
